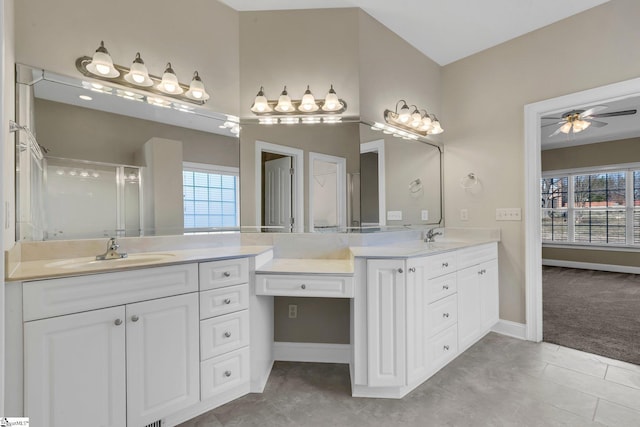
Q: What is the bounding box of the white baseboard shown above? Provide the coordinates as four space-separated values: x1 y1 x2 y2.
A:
542 259 640 275
492 319 527 340
273 342 351 364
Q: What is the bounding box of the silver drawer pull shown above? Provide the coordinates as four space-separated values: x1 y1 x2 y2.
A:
478 269 486 275
301 284 306 289
408 267 416 273
442 284 449 290
443 345 450 351
224 331 232 338
224 370 232 377
223 298 232 305
114 319 123 326
223 271 231 277
442 262 449 268
397 268 404 273
131 315 139 322
442 313 450 318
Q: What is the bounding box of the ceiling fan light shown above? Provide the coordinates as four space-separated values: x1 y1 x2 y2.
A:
157 63 184 94
275 86 293 112
185 71 210 101
124 52 153 87
86 41 120 78
560 122 573 134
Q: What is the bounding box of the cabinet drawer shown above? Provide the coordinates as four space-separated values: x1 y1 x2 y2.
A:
23 264 199 321
201 347 250 401
200 310 249 360
426 272 457 303
424 252 457 279
457 243 497 270
255 274 354 298
199 258 249 291
428 324 458 371
200 284 249 320
426 294 458 337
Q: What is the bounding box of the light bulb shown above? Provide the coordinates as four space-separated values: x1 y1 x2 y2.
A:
275 86 293 112
299 85 318 112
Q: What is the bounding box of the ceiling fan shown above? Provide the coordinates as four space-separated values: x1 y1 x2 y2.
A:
542 106 637 137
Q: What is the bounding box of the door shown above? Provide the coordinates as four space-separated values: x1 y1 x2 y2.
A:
480 259 500 331
406 257 428 383
24 306 126 427
457 266 483 351
367 259 406 387
264 156 293 232
126 293 200 427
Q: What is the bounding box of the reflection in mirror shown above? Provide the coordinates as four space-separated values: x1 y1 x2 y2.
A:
15 64 240 241
359 122 442 228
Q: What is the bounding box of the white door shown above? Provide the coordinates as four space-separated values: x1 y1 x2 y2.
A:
480 259 500 331
126 293 200 427
24 306 126 427
366 259 406 387
457 266 483 351
406 257 428 382
264 156 293 232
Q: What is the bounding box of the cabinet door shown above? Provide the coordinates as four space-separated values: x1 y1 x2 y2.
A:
367 259 406 387
24 306 126 427
406 257 428 383
457 265 482 351
479 259 499 331
126 293 200 427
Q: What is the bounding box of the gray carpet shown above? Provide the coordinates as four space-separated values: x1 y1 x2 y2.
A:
543 266 640 365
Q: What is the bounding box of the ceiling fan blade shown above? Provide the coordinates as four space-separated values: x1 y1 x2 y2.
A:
587 120 608 128
549 126 564 137
591 109 637 118
579 105 608 118
542 120 565 128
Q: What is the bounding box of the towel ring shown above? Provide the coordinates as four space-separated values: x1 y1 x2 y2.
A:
460 173 479 189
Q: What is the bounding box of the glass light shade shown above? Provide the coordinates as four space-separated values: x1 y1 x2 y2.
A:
572 119 591 133
185 71 210 101
157 63 184 94
560 122 573 134
250 86 272 113
299 86 319 112
430 120 444 134
419 115 433 131
86 41 119 78
322 85 341 112
410 109 422 128
124 53 153 87
275 86 293 112
398 103 411 123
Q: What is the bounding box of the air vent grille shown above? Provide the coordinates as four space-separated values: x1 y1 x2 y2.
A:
144 420 162 427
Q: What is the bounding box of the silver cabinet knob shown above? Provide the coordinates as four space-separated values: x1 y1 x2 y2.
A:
397 268 404 274
442 262 449 268
478 269 486 275
223 271 231 277
224 331 232 338
301 284 306 289
114 319 123 326
223 298 232 305
443 345 450 351
442 284 449 290
442 313 450 318
224 370 232 377
408 267 416 273
131 315 139 322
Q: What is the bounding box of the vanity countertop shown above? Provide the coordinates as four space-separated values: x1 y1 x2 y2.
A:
6 246 273 282
349 238 499 259
256 258 355 275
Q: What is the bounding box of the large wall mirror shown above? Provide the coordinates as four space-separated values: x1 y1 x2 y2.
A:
15 65 443 241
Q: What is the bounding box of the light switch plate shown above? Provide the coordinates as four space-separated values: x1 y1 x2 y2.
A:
460 209 469 221
496 208 522 221
421 210 429 221
387 210 402 221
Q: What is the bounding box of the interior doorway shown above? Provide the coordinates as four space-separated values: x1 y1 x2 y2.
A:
308 152 346 232
360 140 386 227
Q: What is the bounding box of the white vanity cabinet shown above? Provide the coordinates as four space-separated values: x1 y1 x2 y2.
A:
23 263 201 427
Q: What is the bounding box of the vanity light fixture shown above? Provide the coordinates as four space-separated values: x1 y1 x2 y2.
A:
322 85 343 112
377 99 444 138
275 86 293 113
250 87 272 113
299 86 319 112
77 42 211 105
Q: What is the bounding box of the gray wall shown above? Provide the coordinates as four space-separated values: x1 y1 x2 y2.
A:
541 137 640 266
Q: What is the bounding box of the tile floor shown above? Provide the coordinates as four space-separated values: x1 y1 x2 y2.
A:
179 333 640 426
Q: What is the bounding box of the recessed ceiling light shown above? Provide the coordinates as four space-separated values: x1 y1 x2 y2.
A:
79 95 92 101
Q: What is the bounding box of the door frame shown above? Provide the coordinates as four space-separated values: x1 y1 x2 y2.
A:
255 140 304 232
523 76 640 342
360 140 386 226
308 152 347 232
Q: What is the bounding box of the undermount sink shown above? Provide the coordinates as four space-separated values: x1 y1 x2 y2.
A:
45 253 176 270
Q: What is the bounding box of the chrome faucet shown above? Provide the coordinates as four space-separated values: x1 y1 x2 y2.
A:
96 237 128 260
424 228 443 243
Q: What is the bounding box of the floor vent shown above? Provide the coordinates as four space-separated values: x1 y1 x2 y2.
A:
144 421 162 427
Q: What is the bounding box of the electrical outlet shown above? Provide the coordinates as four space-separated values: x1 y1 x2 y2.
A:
421 210 429 221
496 208 522 221
288 304 297 319
460 209 469 221
387 210 402 221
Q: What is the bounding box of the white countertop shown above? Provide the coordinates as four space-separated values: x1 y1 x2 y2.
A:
349 238 498 258
7 246 273 282
256 258 355 275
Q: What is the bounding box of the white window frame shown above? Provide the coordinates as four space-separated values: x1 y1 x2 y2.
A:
182 161 240 229
542 162 640 248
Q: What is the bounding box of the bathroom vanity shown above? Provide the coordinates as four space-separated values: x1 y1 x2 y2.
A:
4 232 499 427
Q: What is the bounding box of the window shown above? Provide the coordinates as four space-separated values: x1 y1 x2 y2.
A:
183 162 239 230
541 165 640 247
